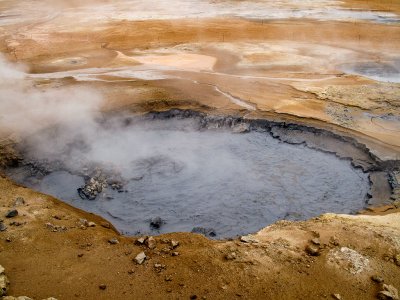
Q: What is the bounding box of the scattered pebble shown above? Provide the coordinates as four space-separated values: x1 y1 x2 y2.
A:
0 264 10 297
136 237 146 245
134 252 147 265
225 252 237 261
13 197 25 207
240 235 259 243
171 240 179 249
99 284 107 290
378 284 399 300
5 210 18 218
0 222 7 232
172 252 179 257
332 293 341 300
371 275 384 284
146 237 157 249
305 245 320 256
108 238 119 245
87 222 96 227
100 222 111 229
311 238 321 245
190 295 198 300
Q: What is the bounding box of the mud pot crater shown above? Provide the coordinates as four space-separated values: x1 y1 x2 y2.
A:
4 110 394 238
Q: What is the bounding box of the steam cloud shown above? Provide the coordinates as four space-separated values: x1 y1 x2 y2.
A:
0 55 103 140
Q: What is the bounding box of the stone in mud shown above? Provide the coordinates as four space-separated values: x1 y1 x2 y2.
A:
191 227 216 237
150 217 164 229
77 177 106 200
232 123 250 134
5 210 18 218
378 284 399 300
134 252 147 265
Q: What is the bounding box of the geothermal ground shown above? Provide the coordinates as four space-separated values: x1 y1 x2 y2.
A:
0 0 400 299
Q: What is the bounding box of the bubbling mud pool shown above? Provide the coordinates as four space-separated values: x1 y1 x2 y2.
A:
6 114 370 238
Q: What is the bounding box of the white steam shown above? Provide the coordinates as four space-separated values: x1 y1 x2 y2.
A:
0 55 103 139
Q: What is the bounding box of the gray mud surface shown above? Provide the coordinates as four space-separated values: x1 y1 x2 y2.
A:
5 112 372 238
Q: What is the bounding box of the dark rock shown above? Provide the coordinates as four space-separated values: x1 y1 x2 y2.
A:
191 227 216 237
190 295 198 300
150 217 164 229
0 223 7 232
5 210 18 218
99 284 107 290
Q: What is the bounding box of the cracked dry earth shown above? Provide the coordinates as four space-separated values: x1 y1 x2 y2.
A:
0 0 400 299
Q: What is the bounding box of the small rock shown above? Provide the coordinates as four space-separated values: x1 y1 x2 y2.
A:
0 274 10 297
134 252 147 265
311 238 321 245
77 253 84 258
150 217 164 229
136 237 146 245
0 265 4 274
190 295 198 300
232 123 250 134
378 284 399 300
13 197 25 207
371 275 384 284
394 254 400 267
332 294 341 300
146 237 157 249
108 238 119 245
0 222 7 232
99 284 107 290
171 252 179 257
100 222 111 229
170 240 179 249
225 252 237 260
5 237 12 243
240 235 259 243
87 222 96 227
5 210 18 218
305 245 320 256
165 275 173 282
